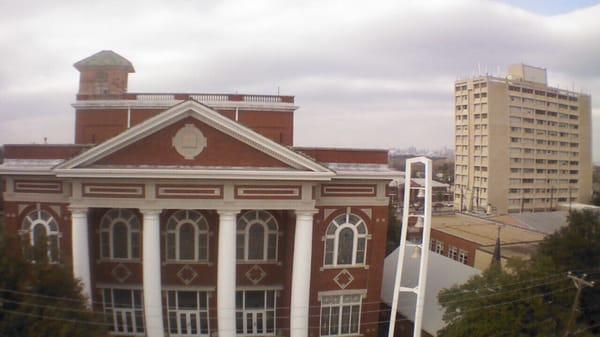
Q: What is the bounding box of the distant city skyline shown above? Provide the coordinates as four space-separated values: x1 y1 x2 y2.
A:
0 0 598 160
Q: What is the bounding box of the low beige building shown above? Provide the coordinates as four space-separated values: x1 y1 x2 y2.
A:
430 214 545 270
454 64 593 214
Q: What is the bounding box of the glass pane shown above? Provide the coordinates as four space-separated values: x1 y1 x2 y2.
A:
266 218 277 230
116 312 124 332
357 222 366 234
266 291 275 308
334 214 346 225
198 233 208 261
136 310 144 333
131 232 140 259
245 291 265 309
113 289 131 308
236 234 244 259
321 307 330 336
248 223 264 260
236 312 243 333
257 312 263 334
133 290 142 308
48 235 59 262
326 223 337 235
190 313 197 334
356 238 366 264
103 289 112 306
168 291 176 309
246 313 252 334
341 306 350 334
167 233 176 260
331 307 339 335
180 313 187 334
126 311 133 333
33 223 46 250
236 291 243 309
337 228 354 265
106 309 114 331
169 311 177 333
199 292 207 308
325 239 334 265
266 311 274 333
178 291 198 309
101 232 110 258
267 233 277 260
348 214 360 225
112 222 128 258
350 305 360 333
200 312 209 334
179 223 195 260
48 219 58 232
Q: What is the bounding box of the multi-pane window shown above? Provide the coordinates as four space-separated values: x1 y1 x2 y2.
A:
166 210 209 262
458 249 469 264
236 210 278 261
166 290 210 336
320 294 362 336
235 290 277 335
430 239 444 255
101 288 144 335
448 246 458 260
100 209 140 260
324 213 368 266
21 209 61 262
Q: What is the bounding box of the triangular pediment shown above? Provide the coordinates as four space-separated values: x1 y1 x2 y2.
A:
55 100 333 179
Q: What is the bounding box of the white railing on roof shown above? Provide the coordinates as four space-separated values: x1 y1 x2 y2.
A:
243 95 282 103
190 94 230 102
137 94 175 101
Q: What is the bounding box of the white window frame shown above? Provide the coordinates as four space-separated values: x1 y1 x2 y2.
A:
323 212 369 267
458 249 469 264
166 210 210 262
448 246 458 260
235 290 278 336
166 290 210 336
101 288 144 336
20 209 61 263
320 294 362 336
100 209 140 260
236 210 279 262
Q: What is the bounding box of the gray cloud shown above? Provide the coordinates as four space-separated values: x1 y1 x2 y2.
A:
0 0 598 161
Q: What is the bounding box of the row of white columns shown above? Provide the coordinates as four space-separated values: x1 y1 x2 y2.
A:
70 207 316 337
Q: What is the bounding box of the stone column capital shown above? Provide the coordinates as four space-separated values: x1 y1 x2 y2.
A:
217 209 240 218
140 208 162 217
68 206 88 217
294 209 318 218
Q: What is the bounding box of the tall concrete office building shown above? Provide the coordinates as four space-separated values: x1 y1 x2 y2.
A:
454 64 592 214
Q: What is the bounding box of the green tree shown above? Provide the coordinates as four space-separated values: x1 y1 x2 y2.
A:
0 218 108 337
437 210 600 337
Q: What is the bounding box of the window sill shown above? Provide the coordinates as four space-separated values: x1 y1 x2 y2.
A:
236 260 282 266
97 258 141 264
320 264 369 271
163 261 213 266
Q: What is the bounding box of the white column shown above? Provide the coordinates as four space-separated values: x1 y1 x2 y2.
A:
290 210 317 337
217 210 239 337
70 207 92 307
141 209 165 337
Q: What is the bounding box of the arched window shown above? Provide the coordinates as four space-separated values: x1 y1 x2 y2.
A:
324 213 368 266
21 209 60 262
166 210 209 262
236 210 278 261
100 209 140 260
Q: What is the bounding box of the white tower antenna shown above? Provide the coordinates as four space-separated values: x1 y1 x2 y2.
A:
388 156 433 337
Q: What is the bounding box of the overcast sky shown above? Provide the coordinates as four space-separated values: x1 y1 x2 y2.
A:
0 0 598 161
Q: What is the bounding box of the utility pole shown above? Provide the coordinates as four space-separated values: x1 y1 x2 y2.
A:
563 273 595 337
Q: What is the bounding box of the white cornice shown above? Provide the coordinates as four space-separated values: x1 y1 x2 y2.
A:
71 100 298 112
57 100 333 175
54 168 334 181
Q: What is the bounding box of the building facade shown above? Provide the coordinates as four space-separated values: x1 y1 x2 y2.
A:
453 64 593 214
0 51 401 337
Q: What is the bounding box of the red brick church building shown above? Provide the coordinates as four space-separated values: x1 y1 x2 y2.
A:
0 51 400 337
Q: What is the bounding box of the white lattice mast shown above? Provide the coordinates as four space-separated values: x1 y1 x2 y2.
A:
388 156 432 337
